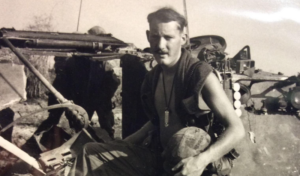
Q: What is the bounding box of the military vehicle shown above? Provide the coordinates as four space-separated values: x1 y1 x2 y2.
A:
1 26 300 175
189 35 300 117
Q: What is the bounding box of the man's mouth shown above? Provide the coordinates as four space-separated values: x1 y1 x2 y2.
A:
155 50 168 57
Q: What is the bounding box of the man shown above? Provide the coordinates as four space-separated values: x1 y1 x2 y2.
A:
68 8 244 176
39 26 119 140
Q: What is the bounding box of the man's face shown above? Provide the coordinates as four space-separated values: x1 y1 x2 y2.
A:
147 20 186 67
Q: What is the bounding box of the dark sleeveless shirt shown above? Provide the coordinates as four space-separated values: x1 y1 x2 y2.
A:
141 48 213 129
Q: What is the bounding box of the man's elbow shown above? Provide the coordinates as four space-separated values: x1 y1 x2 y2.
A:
234 122 245 142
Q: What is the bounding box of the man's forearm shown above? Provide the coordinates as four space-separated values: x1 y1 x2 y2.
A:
123 121 154 144
196 120 245 166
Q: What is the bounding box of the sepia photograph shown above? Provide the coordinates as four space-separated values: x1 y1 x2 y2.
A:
0 0 299 175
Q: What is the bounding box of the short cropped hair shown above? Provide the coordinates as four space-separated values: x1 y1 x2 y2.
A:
147 7 187 31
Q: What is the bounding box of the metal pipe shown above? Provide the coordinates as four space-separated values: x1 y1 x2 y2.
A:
0 104 88 133
232 77 289 82
2 37 68 103
183 0 191 50
0 136 45 175
77 0 83 32
25 39 103 50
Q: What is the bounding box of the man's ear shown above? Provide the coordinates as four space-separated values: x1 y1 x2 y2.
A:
180 32 188 46
146 30 150 42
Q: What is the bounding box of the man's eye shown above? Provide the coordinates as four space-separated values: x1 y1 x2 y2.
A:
151 35 159 39
165 36 172 40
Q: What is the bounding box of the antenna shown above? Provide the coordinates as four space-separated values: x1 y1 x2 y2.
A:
183 0 191 50
76 0 83 32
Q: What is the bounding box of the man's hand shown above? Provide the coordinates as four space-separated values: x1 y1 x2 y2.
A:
172 154 210 176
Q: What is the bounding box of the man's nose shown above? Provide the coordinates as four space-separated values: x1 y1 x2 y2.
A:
158 37 167 49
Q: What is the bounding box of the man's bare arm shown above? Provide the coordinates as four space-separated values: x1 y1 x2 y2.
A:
173 72 245 175
123 121 154 144
200 72 245 163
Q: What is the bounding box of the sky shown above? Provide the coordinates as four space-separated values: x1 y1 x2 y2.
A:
0 0 300 75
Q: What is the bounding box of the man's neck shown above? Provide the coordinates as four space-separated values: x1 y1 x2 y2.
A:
161 64 178 76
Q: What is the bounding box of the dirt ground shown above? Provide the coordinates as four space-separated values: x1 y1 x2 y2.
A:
232 108 300 176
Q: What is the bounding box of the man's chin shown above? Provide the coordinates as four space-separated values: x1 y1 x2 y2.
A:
156 61 171 67
155 58 166 65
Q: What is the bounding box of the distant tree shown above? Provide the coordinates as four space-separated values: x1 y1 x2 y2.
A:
26 14 54 32
0 39 19 64
24 14 55 99
0 49 14 62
